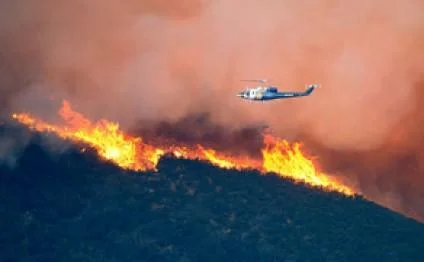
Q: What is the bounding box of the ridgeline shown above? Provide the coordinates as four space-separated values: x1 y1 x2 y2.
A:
1 127 423 262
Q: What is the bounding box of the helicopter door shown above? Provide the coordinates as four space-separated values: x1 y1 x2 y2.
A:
249 89 256 99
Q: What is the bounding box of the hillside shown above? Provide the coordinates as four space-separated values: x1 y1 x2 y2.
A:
1 129 424 262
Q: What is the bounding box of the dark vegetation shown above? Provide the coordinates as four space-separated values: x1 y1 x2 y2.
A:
1 125 424 262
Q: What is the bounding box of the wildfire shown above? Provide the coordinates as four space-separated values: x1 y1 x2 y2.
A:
262 135 350 194
11 100 355 196
12 101 164 171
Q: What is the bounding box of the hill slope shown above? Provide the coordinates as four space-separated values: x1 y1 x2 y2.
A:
1 131 424 262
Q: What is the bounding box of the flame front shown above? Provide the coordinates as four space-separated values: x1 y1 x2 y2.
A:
12 101 164 171
261 135 353 195
12 100 355 196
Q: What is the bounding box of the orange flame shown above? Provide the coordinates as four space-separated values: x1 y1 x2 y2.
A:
12 101 164 171
262 135 350 194
11 100 355 196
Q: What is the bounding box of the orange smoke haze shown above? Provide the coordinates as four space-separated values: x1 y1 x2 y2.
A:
1 0 423 149
0 0 424 149
2 0 424 221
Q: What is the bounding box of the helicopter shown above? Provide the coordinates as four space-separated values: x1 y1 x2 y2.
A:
236 79 319 101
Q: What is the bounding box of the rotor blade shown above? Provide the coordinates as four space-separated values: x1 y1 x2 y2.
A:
240 79 268 83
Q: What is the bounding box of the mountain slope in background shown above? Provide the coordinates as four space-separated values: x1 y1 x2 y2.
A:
0 128 424 262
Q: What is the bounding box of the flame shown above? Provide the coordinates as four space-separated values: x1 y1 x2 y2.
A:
262 135 352 194
12 101 164 171
11 100 355 196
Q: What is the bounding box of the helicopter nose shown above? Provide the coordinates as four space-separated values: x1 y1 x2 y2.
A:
236 92 244 97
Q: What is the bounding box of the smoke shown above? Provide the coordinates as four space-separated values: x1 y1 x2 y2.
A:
298 82 424 221
2 0 424 143
0 122 33 168
2 0 424 221
132 112 267 158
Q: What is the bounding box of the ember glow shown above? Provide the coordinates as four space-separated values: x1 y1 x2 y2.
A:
12 100 354 196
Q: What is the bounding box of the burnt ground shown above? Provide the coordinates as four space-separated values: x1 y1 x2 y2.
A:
0 126 424 262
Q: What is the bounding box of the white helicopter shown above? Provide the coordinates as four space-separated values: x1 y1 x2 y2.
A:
237 79 320 101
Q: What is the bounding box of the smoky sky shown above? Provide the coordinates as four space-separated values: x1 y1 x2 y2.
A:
132 112 267 159
2 0 424 221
